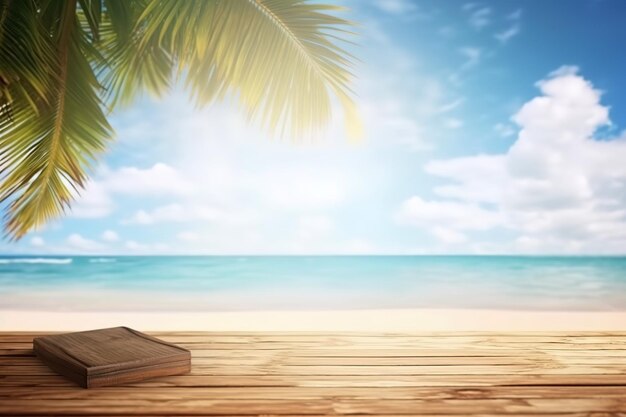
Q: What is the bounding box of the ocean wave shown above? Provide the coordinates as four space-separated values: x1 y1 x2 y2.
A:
0 258 73 265
88 258 117 263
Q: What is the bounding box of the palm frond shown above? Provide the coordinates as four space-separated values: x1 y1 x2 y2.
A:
77 0 102 42
138 0 361 139
0 0 112 239
0 0 57 123
98 0 173 108
0 0 360 240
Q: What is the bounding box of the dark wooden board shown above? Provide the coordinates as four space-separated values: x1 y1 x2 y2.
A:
32 327 190 388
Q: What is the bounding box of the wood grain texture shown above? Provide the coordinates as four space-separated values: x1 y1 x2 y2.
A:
32 327 190 388
1 332 625 416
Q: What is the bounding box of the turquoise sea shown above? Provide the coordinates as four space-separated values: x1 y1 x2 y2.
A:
1 256 625 311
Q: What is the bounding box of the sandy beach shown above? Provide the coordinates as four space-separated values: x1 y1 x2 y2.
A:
2 308 625 331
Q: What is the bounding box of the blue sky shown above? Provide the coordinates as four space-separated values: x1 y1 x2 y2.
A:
4 0 626 255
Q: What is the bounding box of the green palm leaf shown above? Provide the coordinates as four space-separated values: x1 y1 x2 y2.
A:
99 0 173 107
137 0 361 138
0 0 359 240
0 0 56 121
1 0 111 239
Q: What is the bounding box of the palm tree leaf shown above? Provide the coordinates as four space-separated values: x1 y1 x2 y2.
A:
0 0 112 239
77 0 102 41
138 0 361 139
0 0 360 240
0 0 57 122
98 0 173 108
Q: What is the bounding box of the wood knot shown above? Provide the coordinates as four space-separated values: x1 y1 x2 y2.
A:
453 388 487 398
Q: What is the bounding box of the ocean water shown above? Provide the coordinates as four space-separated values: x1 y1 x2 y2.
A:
1 256 625 312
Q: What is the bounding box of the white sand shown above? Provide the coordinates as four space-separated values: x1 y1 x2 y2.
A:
1 309 625 331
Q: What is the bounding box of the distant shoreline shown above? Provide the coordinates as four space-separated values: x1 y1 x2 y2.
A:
3 309 625 331
3 256 625 313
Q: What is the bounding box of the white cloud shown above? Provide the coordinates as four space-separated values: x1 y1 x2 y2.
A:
449 49 481 91
127 204 191 225
102 163 193 196
397 196 504 231
126 203 255 226
466 6 491 30
101 230 119 242
70 163 193 220
459 47 482 70
66 234 103 252
426 154 507 203
30 236 45 247
496 8 522 43
493 123 516 138
71 181 114 218
495 24 520 43
437 98 465 114
430 227 468 244
411 67 626 253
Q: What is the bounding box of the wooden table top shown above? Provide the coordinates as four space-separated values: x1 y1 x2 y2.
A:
1 331 626 416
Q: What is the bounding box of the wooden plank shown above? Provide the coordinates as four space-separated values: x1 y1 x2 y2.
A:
6 348 626 361
185 348 626 358
5 356 626 369
3 414 624 417
0 398 625 415
11 411 626 417
1 332 626 416
4 341 626 352
4 364 626 376
5 333 626 343
3 373 626 388
9 334 626 344
156 335 626 344
0 349 33 356
4 334 626 346
1 355 568 366
2 386 626 400
2 347 553 358
4 331 626 337
5 331 626 337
